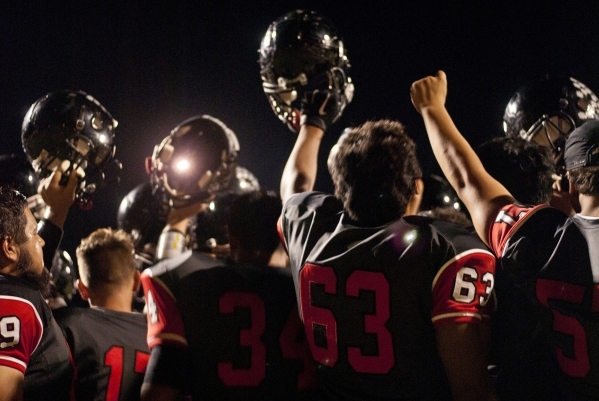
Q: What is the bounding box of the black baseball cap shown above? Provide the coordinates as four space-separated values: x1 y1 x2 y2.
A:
564 120 599 171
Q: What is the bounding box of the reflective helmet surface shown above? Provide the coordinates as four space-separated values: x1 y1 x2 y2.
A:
193 166 260 252
503 76 599 165
49 249 76 302
258 9 354 132
420 174 465 214
117 182 166 263
0 154 39 198
149 115 240 208
21 90 118 205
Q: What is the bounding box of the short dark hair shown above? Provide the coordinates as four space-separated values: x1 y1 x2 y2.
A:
226 190 282 256
567 147 599 195
0 186 28 244
330 120 422 225
76 228 136 291
477 136 554 205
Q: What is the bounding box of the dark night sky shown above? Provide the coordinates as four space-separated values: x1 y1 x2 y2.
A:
2 0 599 255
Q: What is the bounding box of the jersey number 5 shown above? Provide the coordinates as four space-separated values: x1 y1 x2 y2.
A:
536 279 599 378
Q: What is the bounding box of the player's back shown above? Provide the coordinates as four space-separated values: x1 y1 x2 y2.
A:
494 206 599 399
281 192 495 400
146 251 319 400
53 306 150 401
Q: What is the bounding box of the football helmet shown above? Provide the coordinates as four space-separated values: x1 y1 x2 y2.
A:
117 182 167 267
258 9 354 132
21 90 118 208
0 154 47 218
420 174 465 214
503 76 599 166
0 154 39 198
192 166 260 254
49 249 76 303
148 115 240 208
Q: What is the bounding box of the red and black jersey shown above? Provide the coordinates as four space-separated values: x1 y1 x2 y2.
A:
53 306 149 401
0 273 74 401
488 203 599 399
278 192 496 400
141 250 319 400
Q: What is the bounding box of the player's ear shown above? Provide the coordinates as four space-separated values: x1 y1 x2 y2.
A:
405 177 424 216
132 270 141 293
76 279 90 301
0 237 19 268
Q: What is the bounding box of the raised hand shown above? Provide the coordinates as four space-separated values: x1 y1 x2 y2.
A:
300 89 340 132
410 70 448 115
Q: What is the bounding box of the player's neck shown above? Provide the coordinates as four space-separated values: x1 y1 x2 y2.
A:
578 194 599 217
88 290 133 313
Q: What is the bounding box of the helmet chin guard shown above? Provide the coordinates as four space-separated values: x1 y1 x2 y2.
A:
21 90 119 209
258 9 354 133
149 115 240 209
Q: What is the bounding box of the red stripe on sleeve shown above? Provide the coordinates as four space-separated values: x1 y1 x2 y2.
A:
0 296 43 373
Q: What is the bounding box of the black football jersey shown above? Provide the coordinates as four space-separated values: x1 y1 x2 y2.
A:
53 306 149 401
489 204 599 399
141 251 319 400
0 273 74 401
279 192 496 400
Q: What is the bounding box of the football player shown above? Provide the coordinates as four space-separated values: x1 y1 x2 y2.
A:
412 70 599 399
0 187 74 401
140 116 318 400
278 91 497 399
53 228 149 401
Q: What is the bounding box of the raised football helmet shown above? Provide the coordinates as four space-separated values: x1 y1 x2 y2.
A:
192 166 260 254
117 182 167 267
503 76 599 167
258 9 354 132
148 115 240 209
21 90 118 208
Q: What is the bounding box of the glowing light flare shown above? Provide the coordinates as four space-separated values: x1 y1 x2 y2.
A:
403 230 417 244
173 158 191 173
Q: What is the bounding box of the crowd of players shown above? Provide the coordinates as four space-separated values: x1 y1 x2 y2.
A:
1 8 599 401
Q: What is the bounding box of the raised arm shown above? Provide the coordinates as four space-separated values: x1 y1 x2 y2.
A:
280 90 339 204
410 71 514 243
280 124 325 204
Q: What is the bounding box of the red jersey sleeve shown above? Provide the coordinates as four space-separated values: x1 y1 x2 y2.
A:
431 249 496 328
0 296 43 373
488 203 549 257
140 271 188 350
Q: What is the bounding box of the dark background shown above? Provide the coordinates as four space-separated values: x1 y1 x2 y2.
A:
2 0 599 256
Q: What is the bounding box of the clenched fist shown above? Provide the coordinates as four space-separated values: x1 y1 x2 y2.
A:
410 70 448 114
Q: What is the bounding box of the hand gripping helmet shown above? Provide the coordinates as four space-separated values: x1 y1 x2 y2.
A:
503 76 599 167
148 115 240 209
21 90 118 208
258 9 354 132
117 182 167 267
192 166 260 253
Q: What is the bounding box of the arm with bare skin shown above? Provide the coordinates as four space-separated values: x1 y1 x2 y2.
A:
410 71 514 243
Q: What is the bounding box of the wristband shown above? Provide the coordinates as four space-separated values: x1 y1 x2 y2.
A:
300 114 327 132
156 230 187 260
